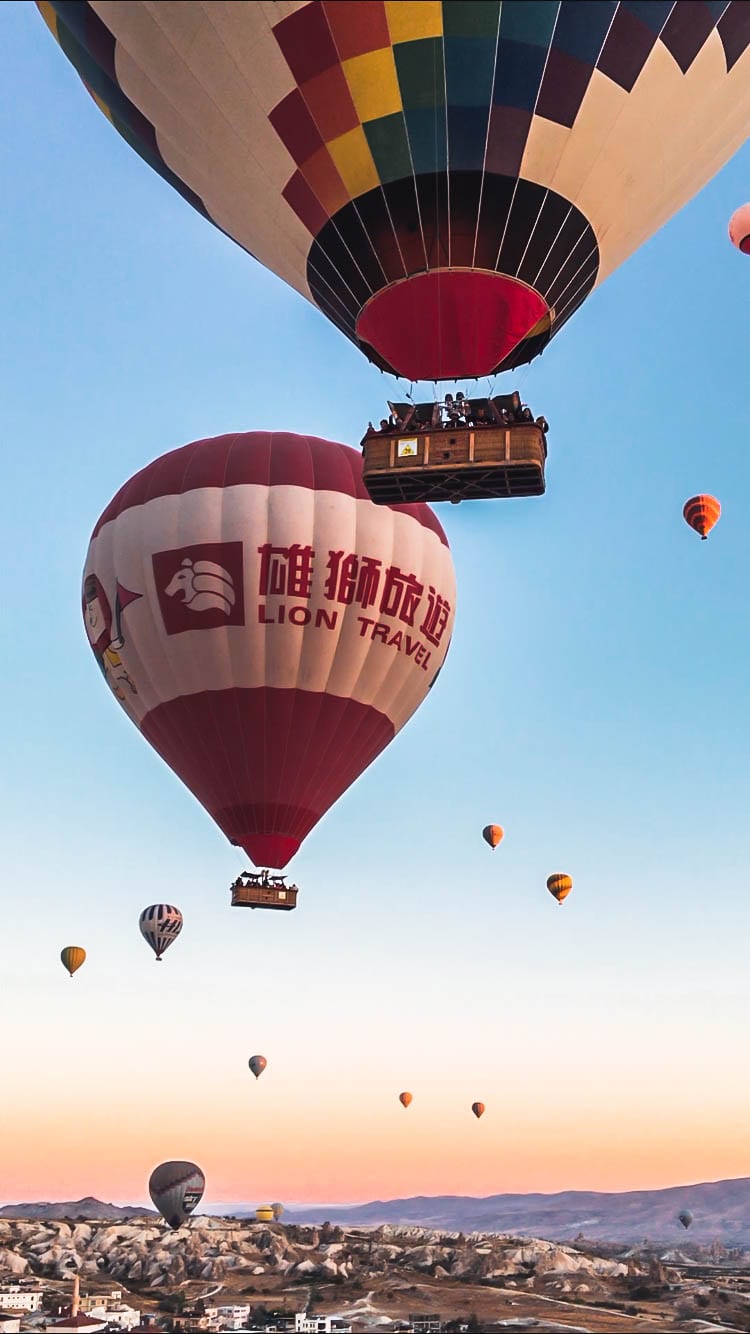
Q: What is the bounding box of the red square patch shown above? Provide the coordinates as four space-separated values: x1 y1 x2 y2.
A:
153 542 245 636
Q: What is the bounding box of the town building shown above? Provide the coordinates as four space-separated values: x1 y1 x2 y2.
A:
0 1288 43 1313
292 1318 351 1334
215 1308 250 1330
408 1318 442 1334
0 1317 20 1334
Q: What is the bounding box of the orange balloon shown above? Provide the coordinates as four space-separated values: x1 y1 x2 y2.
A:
683 494 721 540
729 205 750 255
471 1102 485 1119
60 946 86 978
547 873 572 905
399 1092 413 1109
482 825 504 849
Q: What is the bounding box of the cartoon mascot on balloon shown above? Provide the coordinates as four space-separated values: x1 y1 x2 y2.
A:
83 574 141 701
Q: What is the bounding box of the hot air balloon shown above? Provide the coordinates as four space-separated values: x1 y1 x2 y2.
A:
399 1091 413 1109
482 825 504 850
249 1055 267 1080
139 904 183 961
255 1206 274 1223
39 2 750 383
729 204 750 254
271 1202 285 1221
60 946 86 978
82 433 455 872
683 495 721 540
547 874 573 905
471 1102 485 1120
678 1209 693 1229
148 1160 205 1230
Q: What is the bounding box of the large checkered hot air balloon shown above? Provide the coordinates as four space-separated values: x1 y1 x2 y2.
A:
38 1 750 382
82 432 455 870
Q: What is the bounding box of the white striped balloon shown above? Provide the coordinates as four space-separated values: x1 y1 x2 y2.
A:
139 904 183 961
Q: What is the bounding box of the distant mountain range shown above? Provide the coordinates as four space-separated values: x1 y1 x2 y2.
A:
0 1197 155 1221
280 1177 750 1243
4 1179 750 1242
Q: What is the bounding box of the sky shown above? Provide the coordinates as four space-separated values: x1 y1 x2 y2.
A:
2 2 750 1212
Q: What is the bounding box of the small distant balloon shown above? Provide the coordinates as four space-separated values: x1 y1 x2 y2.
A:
482 825 504 850
139 904 183 961
547 874 573 905
149 1160 205 1229
271 1202 284 1221
729 204 750 254
683 495 721 541
399 1091 413 1109
471 1102 485 1119
61 946 86 978
678 1209 694 1229
249 1055 267 1079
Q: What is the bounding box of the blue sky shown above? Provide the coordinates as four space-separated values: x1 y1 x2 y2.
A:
2 2 750 1206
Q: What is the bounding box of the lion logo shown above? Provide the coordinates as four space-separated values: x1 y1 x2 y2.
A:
164 558 236 616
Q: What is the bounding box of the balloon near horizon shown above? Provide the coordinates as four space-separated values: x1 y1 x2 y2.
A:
148 1161 205 1230
38 2 750 382
82 432 456 872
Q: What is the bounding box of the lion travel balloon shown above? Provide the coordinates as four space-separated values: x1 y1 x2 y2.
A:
471 1102 485 1120
399 1091 413 1109
60 946 85 978
678 1209 694 1229
729 204 750 254
148 1161 205 1230
139 904 183 961
40 2 750 382
82 433 455 869
547 874 573 905
482 825 504 850
683 495 721 540
249 1055 267 1080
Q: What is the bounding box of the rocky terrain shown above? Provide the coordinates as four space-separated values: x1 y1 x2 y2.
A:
3 1215 750 1331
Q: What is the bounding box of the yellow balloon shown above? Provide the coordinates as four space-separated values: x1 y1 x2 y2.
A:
61 946 86 977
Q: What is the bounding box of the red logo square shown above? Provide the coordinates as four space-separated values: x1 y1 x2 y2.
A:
152 542 246 636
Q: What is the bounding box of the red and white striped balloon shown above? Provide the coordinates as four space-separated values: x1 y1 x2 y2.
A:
82 432 456 868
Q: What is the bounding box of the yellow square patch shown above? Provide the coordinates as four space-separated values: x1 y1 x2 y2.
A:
385 1 443 44
342 47 402 124
327 125 381 197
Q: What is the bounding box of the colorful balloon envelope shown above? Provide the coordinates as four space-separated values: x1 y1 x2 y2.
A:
471 1102 485 1120
547 874 573 905
249 1055 267 1080
482 825 504 850
271 1202 284 1221
729 204 750 254
399 1091 413 1109
149 1160 205 1230
60 946 86 978
82 433 455 869
40 3 750 382
683 494 721 540
678 1209 694 1229
139 904 183 961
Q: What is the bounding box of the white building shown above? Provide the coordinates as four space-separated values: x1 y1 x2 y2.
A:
0 1317 20 1334
216 1307 250 1330
0 1288 43 1313
86 1305 141 1331
293 1318 351 1334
